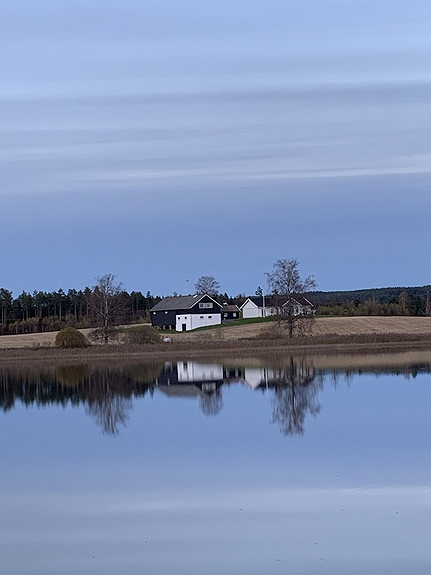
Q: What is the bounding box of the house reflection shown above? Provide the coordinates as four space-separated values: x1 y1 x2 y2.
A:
243 361 315 391
1 357 430 436
154 361 227 416
153 359 321 433
242 359 322 435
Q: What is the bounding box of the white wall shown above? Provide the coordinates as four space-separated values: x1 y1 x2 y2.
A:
242 300 278 318
241 301 259 318
177 362 224 382
175 313 221 331
243 367 275 389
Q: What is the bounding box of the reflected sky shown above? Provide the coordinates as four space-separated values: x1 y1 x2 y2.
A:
1 355 431 573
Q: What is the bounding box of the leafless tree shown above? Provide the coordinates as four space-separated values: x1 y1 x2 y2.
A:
89 273 125 344
266 258 316 337
195 275 220 296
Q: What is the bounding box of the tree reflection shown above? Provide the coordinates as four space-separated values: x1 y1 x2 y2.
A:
0 362 163 435
2 357 431 437
270 357 322 436
82 363 162 435
199 390 224 416
86 394 132 435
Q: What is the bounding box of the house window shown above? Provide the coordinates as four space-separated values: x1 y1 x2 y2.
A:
200 316 204 319
199 302 213 309
233 313 237 317
208 315 212 319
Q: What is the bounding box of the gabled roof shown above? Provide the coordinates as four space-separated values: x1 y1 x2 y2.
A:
240 295 314 309
289 295 314 307
150 294 220 312
240 295 278 309
222 304 240 312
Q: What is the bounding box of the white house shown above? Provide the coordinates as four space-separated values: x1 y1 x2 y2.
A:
240 295 315 319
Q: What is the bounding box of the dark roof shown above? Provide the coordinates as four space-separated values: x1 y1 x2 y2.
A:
150 294 220 312
157 385 201 398
222 304 240 312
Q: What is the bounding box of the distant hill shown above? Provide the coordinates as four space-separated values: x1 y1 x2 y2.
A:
311 285 431 305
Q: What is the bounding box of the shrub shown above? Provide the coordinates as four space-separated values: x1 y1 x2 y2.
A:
55 327 89 349
124 325 161 345
88 326 121 345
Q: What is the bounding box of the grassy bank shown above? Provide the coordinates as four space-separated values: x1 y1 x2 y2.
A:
1 330 431 366
1 316 431 365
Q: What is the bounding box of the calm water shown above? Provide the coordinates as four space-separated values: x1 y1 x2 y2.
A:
1 353 431 574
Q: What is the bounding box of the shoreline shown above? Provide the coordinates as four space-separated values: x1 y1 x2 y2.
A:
1 333 431 365
1 316 431 365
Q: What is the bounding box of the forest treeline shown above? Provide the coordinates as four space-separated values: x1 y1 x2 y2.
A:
1 283 430 335
0 287 164 335
314 285 431 317
0 286 243 335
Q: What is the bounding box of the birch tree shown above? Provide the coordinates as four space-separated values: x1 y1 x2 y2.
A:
90 274 125 344
266 258 316 337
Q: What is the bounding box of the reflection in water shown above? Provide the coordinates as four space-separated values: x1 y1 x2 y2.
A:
270 359 323 436
86 394 132 436
240 358 322 435
200 390 224 416
155 361 226 417
0 362 162 435
3 354 431 575
1 356 430 436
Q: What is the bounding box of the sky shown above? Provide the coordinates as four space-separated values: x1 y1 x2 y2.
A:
2 0 431 297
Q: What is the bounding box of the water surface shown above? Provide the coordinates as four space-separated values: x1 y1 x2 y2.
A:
1 353 431 574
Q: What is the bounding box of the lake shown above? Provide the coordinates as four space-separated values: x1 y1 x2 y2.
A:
1 351 431 574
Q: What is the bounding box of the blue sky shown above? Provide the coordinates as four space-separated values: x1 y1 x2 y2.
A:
2 1 431 296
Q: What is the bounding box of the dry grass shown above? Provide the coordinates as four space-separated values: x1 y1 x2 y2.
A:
313 316 431 335
157 316 431 341
1 317 431 362
0 328 95 349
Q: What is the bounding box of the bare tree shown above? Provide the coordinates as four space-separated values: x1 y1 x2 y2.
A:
90 273 125 344
195 275 220 296
266 258 316 337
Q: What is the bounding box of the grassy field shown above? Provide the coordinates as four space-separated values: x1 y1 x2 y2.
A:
1 316 431 350
166 316 431 341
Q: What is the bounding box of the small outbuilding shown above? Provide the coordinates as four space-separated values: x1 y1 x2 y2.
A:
221 303 241 322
